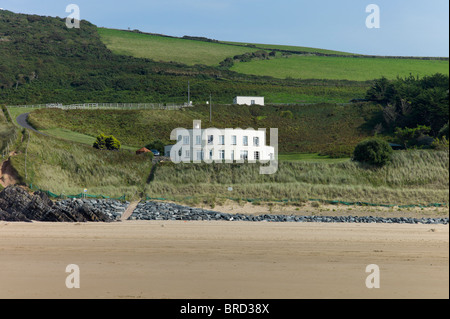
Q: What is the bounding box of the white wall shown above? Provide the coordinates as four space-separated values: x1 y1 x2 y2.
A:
233 96 265 106
166 128 274 163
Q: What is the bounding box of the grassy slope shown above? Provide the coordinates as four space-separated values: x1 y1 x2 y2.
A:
146 150 449 206
9 129 449 205
11 132 152 199
231 55 450 81
98 27 448 82
98 28 258 66
27 103 378 155
221 41 355 56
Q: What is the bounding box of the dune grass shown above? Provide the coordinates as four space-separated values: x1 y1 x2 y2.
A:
10 132 153 200
145 150 449 206
231 55 449 81
8 129 448 205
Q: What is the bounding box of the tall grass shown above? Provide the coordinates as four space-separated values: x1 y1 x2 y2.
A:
10 132 153 199
145 150 449 205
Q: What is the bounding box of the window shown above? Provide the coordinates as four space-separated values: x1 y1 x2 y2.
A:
183 136 190 145
185 150 190 158
254 151 260 161
209 150 213 159
208 135 214 145
219 150 225 160
196 150 203 161
177 135 182 142
219 135 225 145
240 150 248 160
253 137 260 146
195 135 201 145
243 136 248 146
231 135 237 145
251 100 256 105
231 150 235 161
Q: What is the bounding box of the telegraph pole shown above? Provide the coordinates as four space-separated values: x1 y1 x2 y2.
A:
209 93 212 123
187 81 190 106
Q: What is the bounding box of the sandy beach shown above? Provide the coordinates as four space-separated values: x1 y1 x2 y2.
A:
0 220 448 299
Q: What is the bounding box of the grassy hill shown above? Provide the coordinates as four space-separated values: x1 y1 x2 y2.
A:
26 103 379 156
98 27 448 81
231 55 449 81
98 28 259 66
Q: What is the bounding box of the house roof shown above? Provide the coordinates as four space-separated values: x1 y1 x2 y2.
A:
136 147 151 153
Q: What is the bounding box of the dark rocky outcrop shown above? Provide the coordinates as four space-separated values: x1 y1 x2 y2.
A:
0 186 112 222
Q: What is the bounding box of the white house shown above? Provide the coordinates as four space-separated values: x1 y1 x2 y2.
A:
165 124 274 163
233 96 264 106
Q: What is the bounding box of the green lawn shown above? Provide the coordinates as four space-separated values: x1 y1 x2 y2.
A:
278 153 350 163
98 28 258 66
231 55 449 81
7 107 39 126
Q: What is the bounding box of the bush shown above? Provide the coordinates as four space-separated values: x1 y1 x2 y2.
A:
353 138 393 167
93 133 121 150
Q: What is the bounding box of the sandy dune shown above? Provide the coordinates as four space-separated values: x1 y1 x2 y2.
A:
0 220 448 299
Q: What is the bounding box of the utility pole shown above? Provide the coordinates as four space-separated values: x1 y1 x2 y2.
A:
209 93 212 123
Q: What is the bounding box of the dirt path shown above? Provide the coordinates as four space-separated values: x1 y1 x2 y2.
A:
121 201 140 221
0 154 18 188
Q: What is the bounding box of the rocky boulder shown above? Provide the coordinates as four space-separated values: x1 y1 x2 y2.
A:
0 186 112 222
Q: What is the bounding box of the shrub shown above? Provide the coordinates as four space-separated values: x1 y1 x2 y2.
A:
353 138 393 167
280 110 293 119
93 133 121 150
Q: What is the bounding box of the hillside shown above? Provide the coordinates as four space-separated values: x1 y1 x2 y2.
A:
27 103 379 156
0 10 371 105
231 55 449 81
98 27 448 81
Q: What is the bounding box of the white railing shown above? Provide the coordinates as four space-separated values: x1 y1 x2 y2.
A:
6 102 193 110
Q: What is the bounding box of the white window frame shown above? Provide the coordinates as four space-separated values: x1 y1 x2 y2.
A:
243 136 248 146
219 135 225 145
183 136 190 145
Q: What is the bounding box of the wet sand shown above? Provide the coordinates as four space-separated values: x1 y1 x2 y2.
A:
0 220 448 299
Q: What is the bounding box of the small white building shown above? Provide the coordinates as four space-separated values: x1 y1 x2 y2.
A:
233 96 264 106
165 125 274 163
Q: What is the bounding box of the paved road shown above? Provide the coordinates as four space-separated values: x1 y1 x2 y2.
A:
16 113 47 136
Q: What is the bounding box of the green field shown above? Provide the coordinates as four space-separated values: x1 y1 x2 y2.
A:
231 55 450 81
98 28 258 66
221 41 355 56
278 153 350 163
